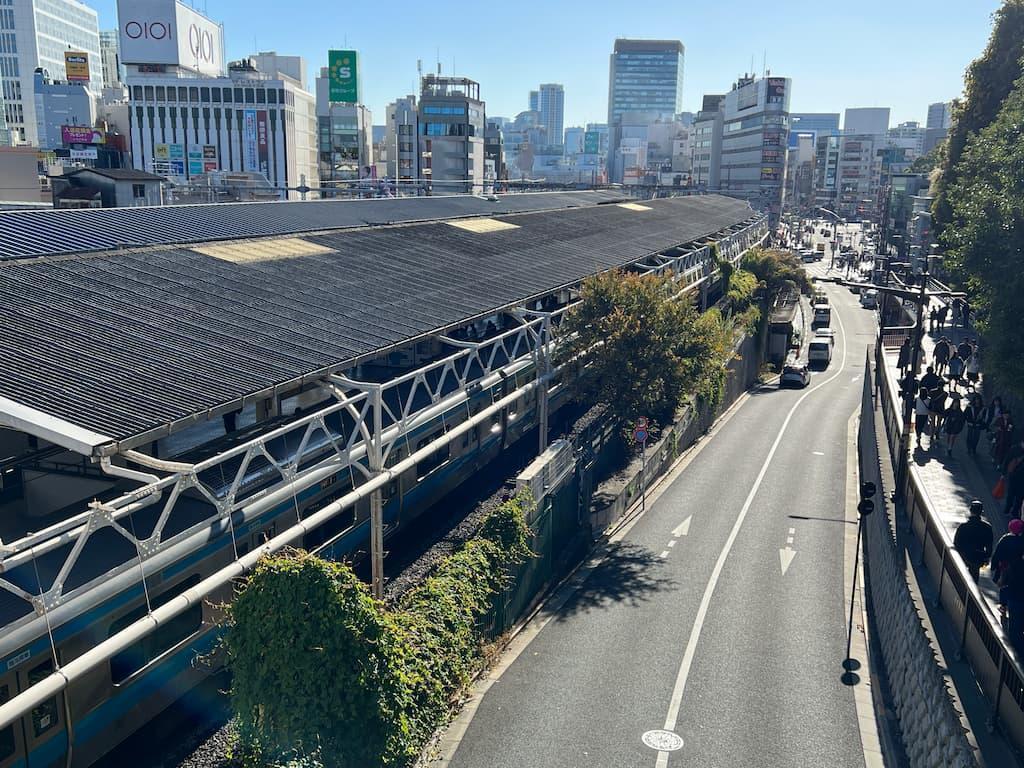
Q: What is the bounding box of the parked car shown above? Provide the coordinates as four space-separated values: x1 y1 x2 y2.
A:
780 361 811 388
860 289 878 309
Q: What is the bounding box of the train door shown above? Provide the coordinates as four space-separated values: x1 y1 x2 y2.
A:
0 668 27 768
19 658 67 768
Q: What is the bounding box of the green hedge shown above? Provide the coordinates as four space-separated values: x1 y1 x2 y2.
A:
225 491 534 767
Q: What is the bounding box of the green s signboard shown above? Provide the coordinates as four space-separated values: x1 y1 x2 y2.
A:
328 50 358 102
584 130 600 154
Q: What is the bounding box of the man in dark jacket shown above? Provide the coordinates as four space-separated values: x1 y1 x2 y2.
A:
954 500 993 582
992 518 1024 585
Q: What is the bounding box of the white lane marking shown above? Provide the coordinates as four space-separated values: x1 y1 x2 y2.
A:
668 540 677 548
779 546 797 575
660 550 670 559
654 298 849 763
812 450 825 456
786 536 794 545
672 516 692 537
788 527 796 535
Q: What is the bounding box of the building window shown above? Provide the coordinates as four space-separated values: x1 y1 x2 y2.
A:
178 87 187 101
132 184 146 198
244 88 254 104
132 85 142 100
256 88 265 104
234 88 243 103
155 86 165 101
189 87 199 102
200 87 209 101
211 87 220 102
267 88 277 104
144 85 154 101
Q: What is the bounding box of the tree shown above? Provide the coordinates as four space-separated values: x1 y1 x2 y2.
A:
740 248 811 307
909 141 945 175
560 270 722 430
934 0 1024 232
942 73 1024 397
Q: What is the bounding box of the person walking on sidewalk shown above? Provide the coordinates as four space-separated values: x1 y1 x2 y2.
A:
962 298 971 329
920 366 940 393
933 337 951 375
947 351 964 393
1003 439 1024 518
965 393 987 457
955 500 993 582
944 396 966 456
992 407 1014 468
992 518 1024 587
928 384 948 440
914 386 931 448
897 336 912 375
965 347 981 392
938 304 950 331
929 306 938 333
957 338 974 365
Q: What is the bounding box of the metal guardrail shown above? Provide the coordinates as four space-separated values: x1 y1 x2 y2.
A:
875 339 1024 748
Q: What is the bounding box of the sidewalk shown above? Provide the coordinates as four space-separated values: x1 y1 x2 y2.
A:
883 297 1009 612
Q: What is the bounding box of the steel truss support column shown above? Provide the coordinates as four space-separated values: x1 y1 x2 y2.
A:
367 385 385 599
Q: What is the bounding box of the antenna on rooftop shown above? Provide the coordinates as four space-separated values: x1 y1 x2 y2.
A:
762 50 767 77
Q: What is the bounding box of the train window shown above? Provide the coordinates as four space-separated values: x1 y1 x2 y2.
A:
0 685 14 759
109 575 203 685
27 661 58 738
416 443 450 481
253 524 276 547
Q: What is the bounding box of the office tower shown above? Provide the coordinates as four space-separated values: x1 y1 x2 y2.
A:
843 107 890 135
537 83 564 149
418 74 485 194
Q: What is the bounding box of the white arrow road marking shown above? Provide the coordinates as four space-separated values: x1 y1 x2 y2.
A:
672 516 692 537
660 550 670 559
812 450 825 456
779 546 797 575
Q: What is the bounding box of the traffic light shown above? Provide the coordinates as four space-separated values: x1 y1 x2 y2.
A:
858 481 876 516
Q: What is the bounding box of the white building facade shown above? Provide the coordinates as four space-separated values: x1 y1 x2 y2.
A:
2 0 102 144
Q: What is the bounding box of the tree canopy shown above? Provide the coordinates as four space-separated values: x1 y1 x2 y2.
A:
934 0 1024 231
740 248 811 307
942 72 1024 396
560 270 733 430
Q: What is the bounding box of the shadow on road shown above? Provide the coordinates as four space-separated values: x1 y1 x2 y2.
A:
554 541 677 621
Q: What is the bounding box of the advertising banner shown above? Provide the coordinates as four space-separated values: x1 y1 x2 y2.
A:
766 77 787 106
61 126 105 145
243 109 258 171
64 52 90 82
257 110 269 175
584 130 600 155
760 167 781 182
188 147 204 176
203 144 218 172
69 148 98 160
328 50 358 102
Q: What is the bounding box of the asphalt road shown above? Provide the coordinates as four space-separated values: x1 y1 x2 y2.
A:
444 257 880 768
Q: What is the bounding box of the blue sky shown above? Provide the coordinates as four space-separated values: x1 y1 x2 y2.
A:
90 0 1002 129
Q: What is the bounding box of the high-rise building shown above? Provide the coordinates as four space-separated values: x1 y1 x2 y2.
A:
315 66 373 192
537 83 564 149
926 101 952 130
99 29 122 88
790 113 839 141
843 107 890 135
528 90 538 113
418 74 485 194
3 0 102 145
718 74 791 223
692 95 723 189
0 88 10 146
33 68 95 149
607 39 684 180
607 39 684 122
563 126 584 156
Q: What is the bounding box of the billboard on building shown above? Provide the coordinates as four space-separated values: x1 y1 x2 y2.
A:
155 142 185 175
117 0 226 77
243 110 259 171
188 147 204 176
257 110 269 175
69 148 98 160
64 52 90 82
584 130 600 155
203 144 218 172
328 50 358 103
766 78 787 106
62 126 105 145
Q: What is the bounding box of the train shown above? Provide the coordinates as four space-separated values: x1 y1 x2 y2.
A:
0 340 569 768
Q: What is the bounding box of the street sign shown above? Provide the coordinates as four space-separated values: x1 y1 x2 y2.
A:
634 427 648 444
637 417 648 428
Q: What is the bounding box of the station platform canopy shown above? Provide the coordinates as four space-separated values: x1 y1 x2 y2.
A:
0 194 756 456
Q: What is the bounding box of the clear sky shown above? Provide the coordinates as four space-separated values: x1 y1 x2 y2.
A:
90 0 1002 129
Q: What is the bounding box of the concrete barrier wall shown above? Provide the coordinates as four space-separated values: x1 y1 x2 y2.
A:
874 343 1024 757
590 332 759 533
858 357 980 768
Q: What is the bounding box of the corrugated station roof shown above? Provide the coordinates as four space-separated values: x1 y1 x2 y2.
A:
0 194 755 452
0 190 628 260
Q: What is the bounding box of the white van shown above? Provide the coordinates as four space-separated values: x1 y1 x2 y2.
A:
808 336 834 366
812 303 831 327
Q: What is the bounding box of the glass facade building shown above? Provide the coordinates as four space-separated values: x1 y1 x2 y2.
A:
607 39 684 123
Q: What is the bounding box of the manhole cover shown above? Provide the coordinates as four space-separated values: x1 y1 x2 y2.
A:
642 729 684 751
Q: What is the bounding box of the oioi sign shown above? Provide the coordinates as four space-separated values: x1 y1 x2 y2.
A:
117 0 225 77
328 50 358 103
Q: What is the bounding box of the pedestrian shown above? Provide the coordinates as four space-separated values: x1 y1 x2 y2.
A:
957 338 973 364
992 518 1024 587
928 384 948 440
951 300 961 328
947 351 964 393
944 396 966 456
1001 550 1024 655
965 348 981 392
953 500 993 582
965 393 987 457
933 337 951 375
992 408 1014 468
1003 439 1024 518
920 366 940 393
929 306 938 333
914 385 931 448
897 336 912 375
937 304 949 330
962 298 971 329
